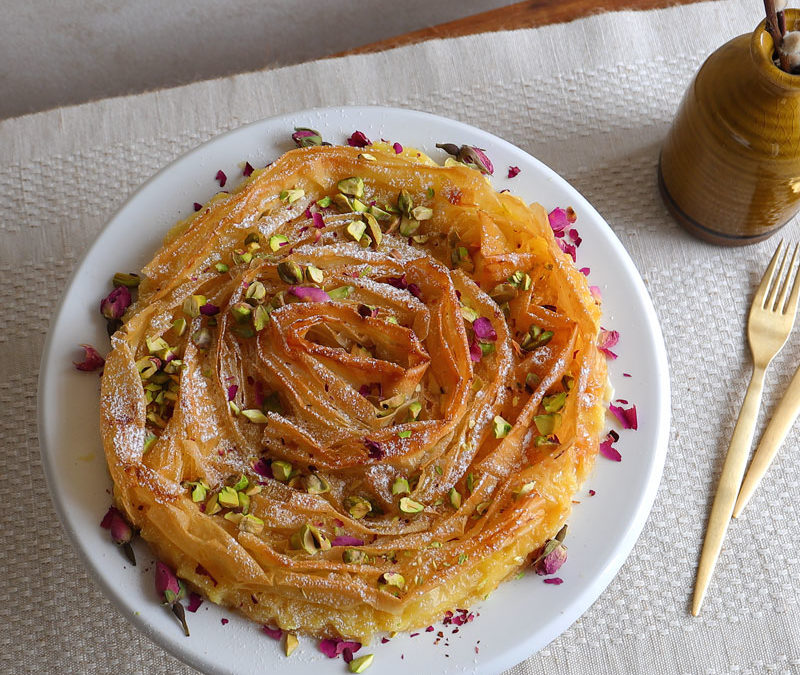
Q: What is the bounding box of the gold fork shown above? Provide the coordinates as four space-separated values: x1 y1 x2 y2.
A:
692 240 800 616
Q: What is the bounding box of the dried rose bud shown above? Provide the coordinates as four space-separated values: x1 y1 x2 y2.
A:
100 506 136 565
436 143 494 174
458 146 494 175
292 127 323 147
347 131 371 148
100 285 132 321
74 344 105 372
155 561 190 636
534 524 568 575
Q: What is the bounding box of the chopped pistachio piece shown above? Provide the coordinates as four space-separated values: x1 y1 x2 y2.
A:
542 392 567 413
407 401 422 421
113 272 141 288
303 472 330 494
245 483 262 496
241 409 268 423
337 176 365 198
190 481 209 502
142 432 158 454
244 232 260 245
490 283 518 305
279 188 305 204
349 654 374 673
245 281 267 303
369 204 391 220
218 486 240 509
345 495 373 519
306 265 324 284
380 572 405 589
525 372 541 391
398 217 419 237
205 492 221 515
171 317 187 337
328 286 352 300
289 523 330 554
277 261 304 284
534 413 561 436
331 193 353 211
268 234 290 251
364 213 382 248
136 356 159 380
493 415 512 438
230 302 252 323
397 189 413 216
191 327 212 349
224 512 243 526
358 153 377 161
521 325 554 351
562 375 575 391
398 430 412 439
214 262 229 273
352 198 368 212
466 472 475 494
411 206 433 221
253 305 270 332
239 514 264 535
475 501 491 517
515 481 537 499
271 460 292 482
534 435 558 447
391 477 410 495
232 249 252 265
317 195 332 208
346 220 367 242
182 295 206 318
284 633 299 657
399 497 424 514
343 548 369 564
449 487 462 509
232 475 249 491
460 305 479 322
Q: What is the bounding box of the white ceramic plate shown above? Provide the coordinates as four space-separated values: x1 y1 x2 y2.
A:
38 106 670 675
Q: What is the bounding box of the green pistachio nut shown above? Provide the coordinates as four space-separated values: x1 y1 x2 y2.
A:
112 272 141 288
337 177 365 198
345 495 373 519
343 548 369 564
271 460 293 482
303 472 330 494
277 261 304 284
391 477 410 495
399 497 424 514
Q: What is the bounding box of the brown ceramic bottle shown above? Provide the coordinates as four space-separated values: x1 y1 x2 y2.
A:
659 11 800 245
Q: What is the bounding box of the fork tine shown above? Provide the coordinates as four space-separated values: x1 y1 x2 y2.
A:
754 240 784 309
782 244 800 315
765 242 790 310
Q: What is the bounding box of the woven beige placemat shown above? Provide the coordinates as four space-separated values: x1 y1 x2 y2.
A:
2 1 799 672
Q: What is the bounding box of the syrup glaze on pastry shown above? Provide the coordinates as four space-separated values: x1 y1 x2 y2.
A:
100 143 607 641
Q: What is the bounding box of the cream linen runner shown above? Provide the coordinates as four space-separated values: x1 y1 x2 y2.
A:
2 0 799 672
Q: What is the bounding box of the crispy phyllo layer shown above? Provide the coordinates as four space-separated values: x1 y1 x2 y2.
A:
100 143 607 641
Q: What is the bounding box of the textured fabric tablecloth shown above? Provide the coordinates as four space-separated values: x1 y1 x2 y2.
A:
3 0 800 673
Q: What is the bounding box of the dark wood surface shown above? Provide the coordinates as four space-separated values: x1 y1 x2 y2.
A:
339 0 709 55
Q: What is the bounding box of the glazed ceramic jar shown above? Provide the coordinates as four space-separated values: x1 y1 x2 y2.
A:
660 11 800 245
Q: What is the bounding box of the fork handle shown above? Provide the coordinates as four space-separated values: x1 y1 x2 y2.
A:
733 362 800 517
692 365 765 616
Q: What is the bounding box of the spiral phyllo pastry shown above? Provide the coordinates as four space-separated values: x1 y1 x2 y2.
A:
100 143 607 640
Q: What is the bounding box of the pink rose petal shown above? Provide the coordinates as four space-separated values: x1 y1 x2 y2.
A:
262 625 283 640
609 402 638 430
469 339 482 362
597 328 619 360
507 166 521 178
332 535 365 547
215 170 227 187
242 162 254 177
227 384 238 401
579 267 590 276
557 238 577 262
472 317 497 342
543 577 564 585
221 618 229 625
187 593 203 613
347 131 371 147
589 285 602 303
599 431 622 461
289 286 331 303
393 142 403 154
548 208 569 233
319 638 362 659
312 212 325 229
193 202 203 212
74 344 105 372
